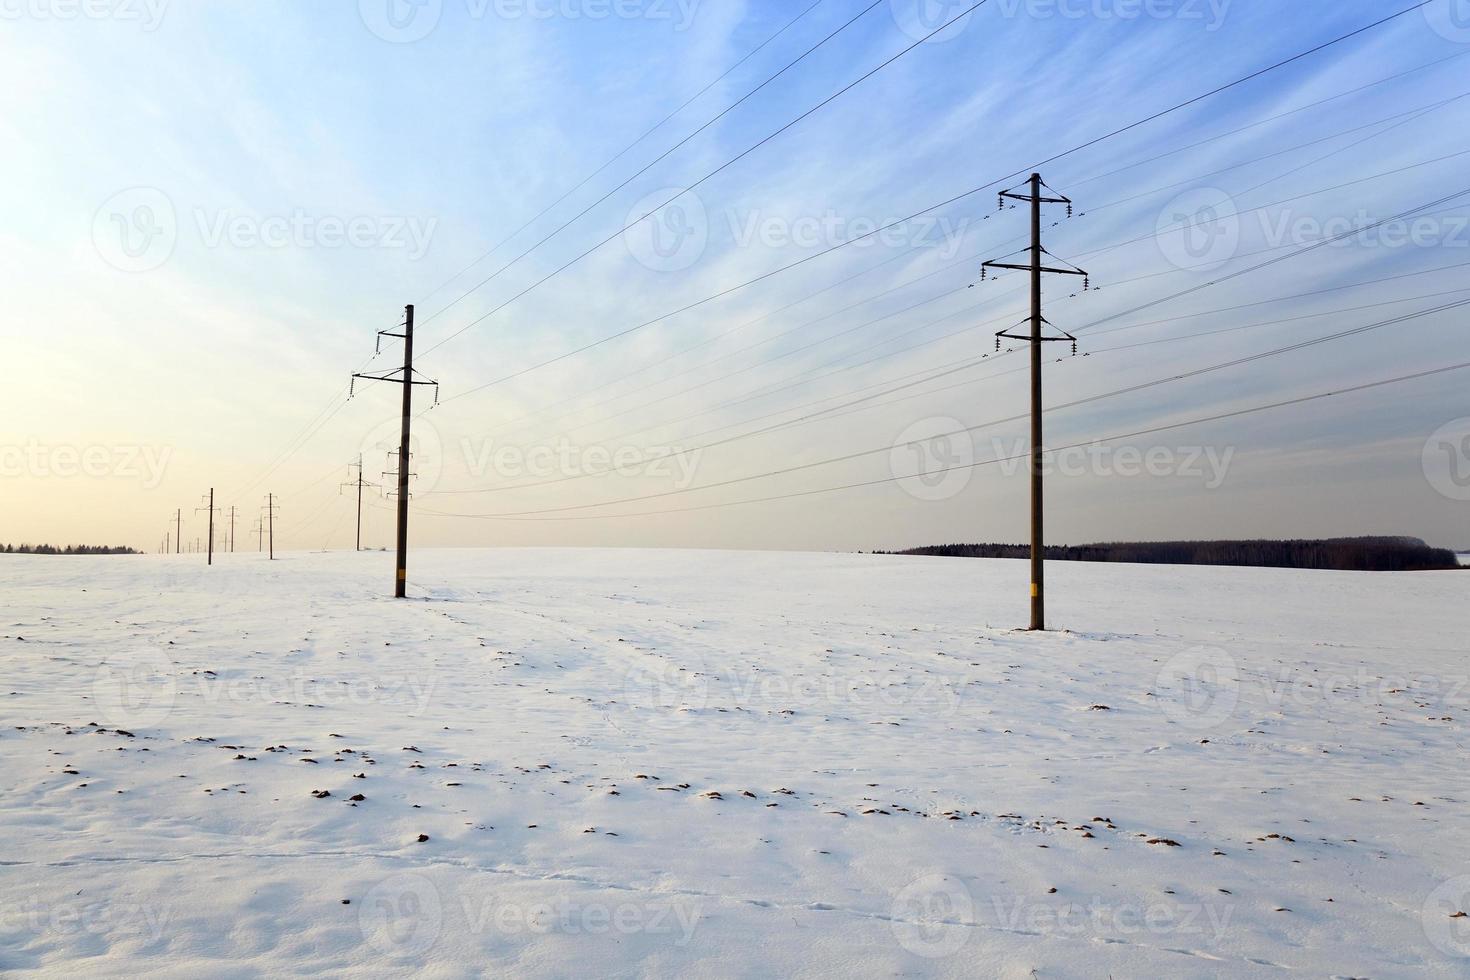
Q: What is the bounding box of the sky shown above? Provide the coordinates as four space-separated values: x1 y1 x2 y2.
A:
3 0 1470 554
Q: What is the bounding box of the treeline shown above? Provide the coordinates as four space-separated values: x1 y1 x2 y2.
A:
0 544 139 556
877 537 1460 572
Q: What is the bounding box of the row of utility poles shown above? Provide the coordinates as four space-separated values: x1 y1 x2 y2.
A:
150 177 1071 631
163 494 276 562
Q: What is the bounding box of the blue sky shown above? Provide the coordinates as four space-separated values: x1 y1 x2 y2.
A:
4 0 1470 552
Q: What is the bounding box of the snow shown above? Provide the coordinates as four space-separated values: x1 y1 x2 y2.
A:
1 547 1467 977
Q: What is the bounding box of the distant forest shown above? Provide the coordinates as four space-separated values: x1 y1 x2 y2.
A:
877 537 1460 572
0 544 139 556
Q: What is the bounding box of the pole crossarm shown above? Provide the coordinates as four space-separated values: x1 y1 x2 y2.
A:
985 262 1089 276
350 366 440 406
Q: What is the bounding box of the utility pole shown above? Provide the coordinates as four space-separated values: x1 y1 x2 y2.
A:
262 494 279 560
251 517 263 553
174 509 182 555
351 305 439 598
341 455 382 552
981 173 1087 631
196 489 220 566
228 506 237 553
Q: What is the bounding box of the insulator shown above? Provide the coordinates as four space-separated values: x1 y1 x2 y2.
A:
1067 203 1073 218
1083 276 1091 291
998 194 1004 211
980 267 987 281
349 378 355 398
995 337 1001 352
1072 340 1078 357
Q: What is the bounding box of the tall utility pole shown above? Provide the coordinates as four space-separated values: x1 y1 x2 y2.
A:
982 173 1087 631
196 490 220 566
174 509 182 555
351 305 438 598
341 455 381 552
228 506 237 553
251 517 263 553
262 494 279 560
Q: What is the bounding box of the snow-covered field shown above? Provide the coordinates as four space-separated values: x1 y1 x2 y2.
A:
1 548 1467 978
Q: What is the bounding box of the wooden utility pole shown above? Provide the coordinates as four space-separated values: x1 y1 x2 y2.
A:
196 489 219 566
351 305 438 598
341 455 381 552
982 173 1086 631
228 506 237 553
174 509 181 554
263 494 279 560
392 307 413 596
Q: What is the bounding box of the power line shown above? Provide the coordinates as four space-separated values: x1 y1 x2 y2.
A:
415 0 991 361
463 97 1464 456
466 153 1470 465
420 296 1470 519
428 257 1470 501
421 358 1470 523
225 6 1449 506
1063 47 1470 193
426 1 1437 405
418 0 875 332
417 0 831 310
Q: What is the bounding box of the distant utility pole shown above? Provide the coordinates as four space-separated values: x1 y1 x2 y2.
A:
174 509 182 555
351 304 439 598
341 455 382 552
262 494 279 560
196 489 220 566
982 173 1087 632
251 517 263 553
228 506 237 553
